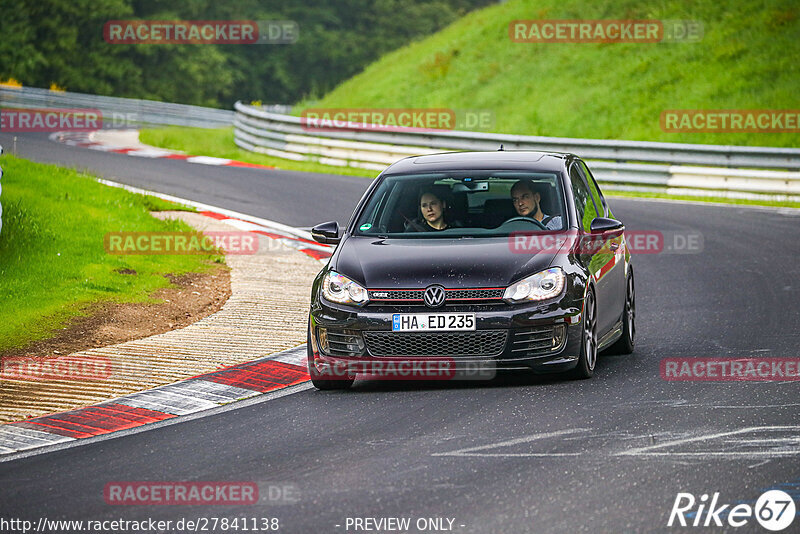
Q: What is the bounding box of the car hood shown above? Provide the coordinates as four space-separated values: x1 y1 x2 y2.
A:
333 236 566 289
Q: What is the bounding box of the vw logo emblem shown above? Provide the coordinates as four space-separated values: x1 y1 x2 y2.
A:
423 285 446 308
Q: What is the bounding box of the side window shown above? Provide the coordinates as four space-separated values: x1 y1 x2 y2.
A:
569 165 598 232
579 161 608 218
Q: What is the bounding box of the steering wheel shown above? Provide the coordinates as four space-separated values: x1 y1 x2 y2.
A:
503 216 547 230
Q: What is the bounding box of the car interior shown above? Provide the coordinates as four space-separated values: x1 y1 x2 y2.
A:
362 175 564 235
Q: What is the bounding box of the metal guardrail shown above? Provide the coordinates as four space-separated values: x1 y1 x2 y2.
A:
0 86 237 128
233 102 800 200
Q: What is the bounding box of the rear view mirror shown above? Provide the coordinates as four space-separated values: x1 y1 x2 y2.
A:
453 181 489 192
311 221 340 244
590 217 624 236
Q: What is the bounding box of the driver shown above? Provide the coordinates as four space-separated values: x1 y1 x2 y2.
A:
509 180 562 230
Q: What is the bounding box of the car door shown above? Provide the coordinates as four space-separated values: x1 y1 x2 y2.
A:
578 160 627 330
568 162 617 338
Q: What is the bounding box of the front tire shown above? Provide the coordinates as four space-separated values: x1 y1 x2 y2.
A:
307 325 355 390
608 271 635 355
570 288 597 379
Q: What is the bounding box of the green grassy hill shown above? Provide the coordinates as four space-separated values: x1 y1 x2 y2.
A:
301 0 799 147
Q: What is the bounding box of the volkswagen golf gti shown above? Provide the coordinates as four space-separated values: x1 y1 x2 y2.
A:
307 151 635 389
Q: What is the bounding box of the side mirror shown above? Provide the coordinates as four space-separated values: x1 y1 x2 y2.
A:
311 221 340 244
590 217 624 237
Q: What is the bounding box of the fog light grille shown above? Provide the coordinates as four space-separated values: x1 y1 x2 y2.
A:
511 325 566 356
318 328 364 357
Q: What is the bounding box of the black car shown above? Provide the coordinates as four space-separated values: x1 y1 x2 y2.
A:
307 151 635 389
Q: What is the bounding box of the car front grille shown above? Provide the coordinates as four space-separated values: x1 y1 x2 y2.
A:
364 330 507 357
511 325 566 357
445 289 504 300
368 288 504 306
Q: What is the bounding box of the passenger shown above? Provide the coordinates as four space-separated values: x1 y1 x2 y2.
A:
510 180 562 230
405 190 459 232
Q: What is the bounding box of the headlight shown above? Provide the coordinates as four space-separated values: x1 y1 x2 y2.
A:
503 267 565 303
321 271 369 305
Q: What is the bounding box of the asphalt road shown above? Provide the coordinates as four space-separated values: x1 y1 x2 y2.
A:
1 132 799 533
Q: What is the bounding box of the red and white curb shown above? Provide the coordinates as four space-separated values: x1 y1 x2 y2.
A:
50 130 276 171
97 178 335 264
0 180 334 460
0 346 309 457
200 210 334 262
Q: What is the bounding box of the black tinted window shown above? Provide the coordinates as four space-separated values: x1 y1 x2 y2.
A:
354 172 567 237
579 161 607 218
569 165 598 232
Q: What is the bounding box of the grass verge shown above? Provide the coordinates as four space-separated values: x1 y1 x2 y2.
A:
0 154 223 353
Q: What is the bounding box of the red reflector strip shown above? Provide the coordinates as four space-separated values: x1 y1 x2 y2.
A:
25 404 174 438
203 360 308 392
226 160 275 169
198 211 228 220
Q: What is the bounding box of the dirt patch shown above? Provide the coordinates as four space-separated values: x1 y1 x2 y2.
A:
0 266 231 360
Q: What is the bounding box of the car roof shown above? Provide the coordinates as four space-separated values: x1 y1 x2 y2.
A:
382 150 575 175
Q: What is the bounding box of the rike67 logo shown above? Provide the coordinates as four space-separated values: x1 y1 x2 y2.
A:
669 490 796 531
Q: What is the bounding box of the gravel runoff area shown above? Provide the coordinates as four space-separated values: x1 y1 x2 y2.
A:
0 211 323 423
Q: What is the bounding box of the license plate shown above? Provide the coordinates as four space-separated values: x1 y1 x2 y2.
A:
392 313 476 332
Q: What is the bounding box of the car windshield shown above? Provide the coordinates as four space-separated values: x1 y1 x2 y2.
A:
353 172 567 238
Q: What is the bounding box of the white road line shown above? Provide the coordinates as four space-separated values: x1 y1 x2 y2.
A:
125 149 176 158
723 438 800 445
432 428 590 457
223 218 331 251
185 156 232 165
616 425 800 458
624 452 800 458
620 400 800 410
95 178 318 242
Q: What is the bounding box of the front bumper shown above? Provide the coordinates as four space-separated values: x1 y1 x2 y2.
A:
309 298 584 374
